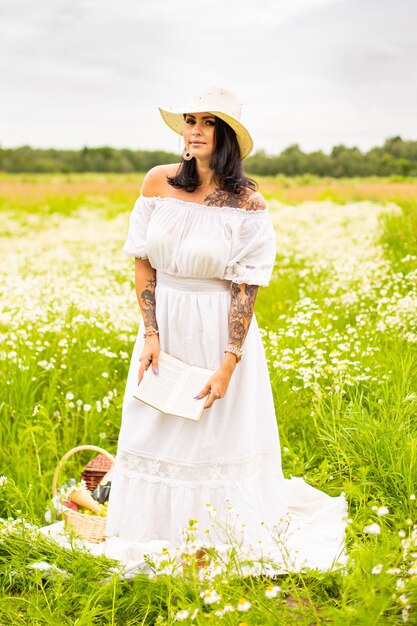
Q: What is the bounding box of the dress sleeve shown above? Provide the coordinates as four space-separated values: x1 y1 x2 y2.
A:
224 211 277 286
122 195 156 258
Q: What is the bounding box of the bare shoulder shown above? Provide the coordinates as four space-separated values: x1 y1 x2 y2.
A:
204 188 267 211
242 190 267 211
141 163 179 197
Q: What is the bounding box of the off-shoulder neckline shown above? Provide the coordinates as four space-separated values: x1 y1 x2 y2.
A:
141 195 269 215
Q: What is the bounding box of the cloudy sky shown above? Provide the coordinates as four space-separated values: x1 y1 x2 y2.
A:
1 0 416 155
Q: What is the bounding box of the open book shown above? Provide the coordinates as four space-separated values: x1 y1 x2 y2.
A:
133 351 215 421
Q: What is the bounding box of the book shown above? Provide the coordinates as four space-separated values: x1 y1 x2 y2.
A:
133 351 215 421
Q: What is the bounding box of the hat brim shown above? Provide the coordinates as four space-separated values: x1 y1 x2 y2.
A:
158 107 253 160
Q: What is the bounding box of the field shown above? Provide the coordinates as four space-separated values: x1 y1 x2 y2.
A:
1 173 417 624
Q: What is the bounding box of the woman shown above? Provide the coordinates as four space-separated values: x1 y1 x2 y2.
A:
105 87 347 574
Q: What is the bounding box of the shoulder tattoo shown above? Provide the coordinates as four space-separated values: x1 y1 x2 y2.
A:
204 189 266 211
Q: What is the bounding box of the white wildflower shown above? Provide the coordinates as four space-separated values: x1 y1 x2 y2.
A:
0 476 8 487
371 564 383 575
363 523 381 535
377 506 389 516
265 584 281 598
27 561 69 577
175 609 189 621
200 589 221 605
205 503 217 517
237 599 252 612
214 604 234 617
83 404 92 412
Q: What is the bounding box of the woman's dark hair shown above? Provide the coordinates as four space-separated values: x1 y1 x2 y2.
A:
167 115 257 194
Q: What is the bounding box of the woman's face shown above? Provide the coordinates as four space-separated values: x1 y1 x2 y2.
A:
182 112 216 161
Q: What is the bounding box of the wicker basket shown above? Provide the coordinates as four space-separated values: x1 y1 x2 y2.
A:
81 453 114 492
52 445 115 543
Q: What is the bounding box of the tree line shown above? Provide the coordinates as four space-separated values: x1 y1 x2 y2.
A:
1 136 417 177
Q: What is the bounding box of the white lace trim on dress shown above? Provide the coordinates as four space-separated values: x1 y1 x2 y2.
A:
116 448 282 488
223 261 272 286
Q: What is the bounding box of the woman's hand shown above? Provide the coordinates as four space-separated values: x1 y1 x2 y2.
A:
195 354 237 409
138 335 160 385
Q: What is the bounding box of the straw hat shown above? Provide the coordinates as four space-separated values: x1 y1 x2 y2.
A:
158 86 253 159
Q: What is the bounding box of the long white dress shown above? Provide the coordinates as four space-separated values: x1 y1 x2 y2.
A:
105 195 347 575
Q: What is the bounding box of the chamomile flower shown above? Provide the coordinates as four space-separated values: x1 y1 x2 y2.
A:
237 599 251 612
363 523 381 535
175 609 189 621
265 584 281 598
200 589 221 605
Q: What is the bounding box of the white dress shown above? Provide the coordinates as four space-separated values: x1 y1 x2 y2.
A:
105 195 347 574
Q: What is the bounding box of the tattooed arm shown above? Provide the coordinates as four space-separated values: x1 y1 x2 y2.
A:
197 282 258 409
227 281 258 349
135 258 160 384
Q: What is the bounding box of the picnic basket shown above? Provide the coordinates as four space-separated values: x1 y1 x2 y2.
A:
52 445 115 543
81 451 114 491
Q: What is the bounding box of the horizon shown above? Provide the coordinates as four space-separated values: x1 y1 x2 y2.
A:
1 134 415 157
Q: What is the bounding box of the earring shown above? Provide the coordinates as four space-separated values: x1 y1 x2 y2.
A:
182 147 193 161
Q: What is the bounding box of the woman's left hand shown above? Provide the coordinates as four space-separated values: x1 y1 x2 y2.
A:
195 357 237 409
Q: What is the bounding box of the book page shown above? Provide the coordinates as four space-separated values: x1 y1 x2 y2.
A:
134 353 184 409
134 351 214 420
169 368 213 419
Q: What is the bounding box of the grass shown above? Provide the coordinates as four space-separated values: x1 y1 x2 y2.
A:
0 175 417 623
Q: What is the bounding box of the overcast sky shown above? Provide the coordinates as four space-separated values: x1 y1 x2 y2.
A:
1 0 416 155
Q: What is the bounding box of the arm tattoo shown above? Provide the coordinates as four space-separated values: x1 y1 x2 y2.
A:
140 276 158 329
204 189 266 211
228 283 259 348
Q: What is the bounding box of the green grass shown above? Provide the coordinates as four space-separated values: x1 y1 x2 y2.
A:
379 199 417 273
1 182 417 623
